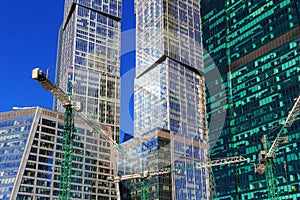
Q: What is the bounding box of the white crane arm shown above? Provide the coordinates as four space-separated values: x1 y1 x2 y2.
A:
77 111 128 157
78 112 117 145
267 93 300 157
32 68 71 106
199 156 248 169
32 68 126 156
108 173 144 183
284 93 300 127
109 156 247 182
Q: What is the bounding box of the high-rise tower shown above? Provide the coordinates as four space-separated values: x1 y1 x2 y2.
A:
119 1 209 199
0 107 118 199
201 0 300 199
55 0 121 143
54 1 122 199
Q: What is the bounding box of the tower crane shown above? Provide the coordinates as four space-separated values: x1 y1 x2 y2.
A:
32 68 125 200
108 156 247 200
255 93 300 199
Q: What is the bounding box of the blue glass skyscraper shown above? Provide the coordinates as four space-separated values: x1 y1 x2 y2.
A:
119 0 209 199
55 1 122 198
55 0 122 143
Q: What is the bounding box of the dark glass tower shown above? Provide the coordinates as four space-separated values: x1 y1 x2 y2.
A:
201 0 300 199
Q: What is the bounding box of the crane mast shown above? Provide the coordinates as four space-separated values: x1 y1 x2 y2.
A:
60 104 74 199
32 68 124 200
256 93 300 199
32 68 74 200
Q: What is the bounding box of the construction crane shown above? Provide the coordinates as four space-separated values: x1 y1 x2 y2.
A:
32 68 125 200
108 156 247 200
255 93 300 199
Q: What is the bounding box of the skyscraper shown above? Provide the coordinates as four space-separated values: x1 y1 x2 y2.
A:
201 0 300 199
54 2 121 198
119 0 208 199
55 0 121 143
0 107 117 199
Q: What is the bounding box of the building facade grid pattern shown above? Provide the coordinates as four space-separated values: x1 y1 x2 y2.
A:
201 0 300 199
0 108 118 200
119 0 209 199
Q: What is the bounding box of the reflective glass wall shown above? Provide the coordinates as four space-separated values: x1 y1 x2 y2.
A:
0 108 117 200
0 110 35 200
55 0 121 143
201 0 300 199
124 0 208 199
135 0 203 76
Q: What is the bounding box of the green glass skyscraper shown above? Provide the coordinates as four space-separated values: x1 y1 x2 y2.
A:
201 0 300 199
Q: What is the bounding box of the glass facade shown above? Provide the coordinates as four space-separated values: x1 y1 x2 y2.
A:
55 2 121 198
201 0 300 199
0 107 117 200
0 110 35 200
55 0 121 143
118 129 173 200
119 0 209 199
135 0 203 76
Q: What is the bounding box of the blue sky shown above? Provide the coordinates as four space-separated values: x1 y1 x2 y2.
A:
0 0 64 112
0 0 135 139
